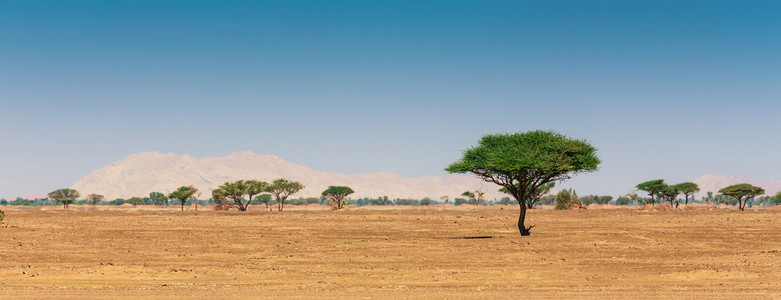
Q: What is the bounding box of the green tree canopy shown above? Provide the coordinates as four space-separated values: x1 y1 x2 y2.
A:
48 188 80 210
168 185 198 211
126 197 144 207
214 180 270 211
268 178 304 212
86 193 104 205
658 184 680 207
149 192 168 206
636 179 665 206
446 130 599 236
718 183 764 211
322 186 355 210
673 182 699 206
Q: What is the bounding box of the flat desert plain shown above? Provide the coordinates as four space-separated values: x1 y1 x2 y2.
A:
0 205 779 299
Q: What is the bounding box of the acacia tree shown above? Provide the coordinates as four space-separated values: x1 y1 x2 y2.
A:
637 179 665 206
255 194 273 209
211 188 232 210
461 190 486 205
168 185 198 211
500 182 555 209
446 131 600 236
658 184 680 207
127 197 144 208
149 192 168 206
48 188 80 210
214 180 269 211
86 194 104 205
268 178 304 212
322 186 355 210
674 182 699 207
719 183 764 211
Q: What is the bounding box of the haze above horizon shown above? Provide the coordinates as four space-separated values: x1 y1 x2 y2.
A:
2 1 780 197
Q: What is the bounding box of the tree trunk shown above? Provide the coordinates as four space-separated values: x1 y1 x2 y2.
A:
517 201 531 236
181 201 184 211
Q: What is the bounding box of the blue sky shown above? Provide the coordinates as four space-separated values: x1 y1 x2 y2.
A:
1 1 780 197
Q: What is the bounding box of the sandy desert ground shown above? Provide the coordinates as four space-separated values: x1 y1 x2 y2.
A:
0 204 779 299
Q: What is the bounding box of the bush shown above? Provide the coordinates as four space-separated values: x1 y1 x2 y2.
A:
555 190 574 210
454 198 468 206
616 196 631 205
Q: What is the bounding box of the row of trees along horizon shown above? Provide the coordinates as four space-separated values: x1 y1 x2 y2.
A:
6 182 780 209
2 130 780 237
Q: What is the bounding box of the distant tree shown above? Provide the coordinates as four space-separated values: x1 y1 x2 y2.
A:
446 131 599 236
322 186 355 210
48 188 80 210
500 197 512 205
149 192 168 206
499 182 555 209
453 198 468 206
636 179 665 206
460 191 477 205
555 189 575 210
673 182 699 207
772 192 781 205
719 183 764 211
214 180 269 211
211 188 232 211
615 196 631 205
127 197 144 208
440 195 449 204
658 184 681 207
168 185 198 211
254 194 273 209
420 197 432 206
268 178 304 211
86 194 104 205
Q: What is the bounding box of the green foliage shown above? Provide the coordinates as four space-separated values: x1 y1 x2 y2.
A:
126 197 144 207
615 196 631 205
420 197 432 206
453 198 468 206
213 180 270 211
555 189 577 210
149 192 168 206
322 186 355 210
168 185 198 211
48 188 81 209
253 194 274 207
446 130 599 236
719 183 765 211
580 195 613 205
499 197 512 205
268 178 304 211
86 194 104 205
460 190 485 205
636 179 665 205
657 184 680 207
772 192 781 205
0 199 8 206
673 182 699 206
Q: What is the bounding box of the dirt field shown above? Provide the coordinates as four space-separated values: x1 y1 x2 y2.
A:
0 204 779 299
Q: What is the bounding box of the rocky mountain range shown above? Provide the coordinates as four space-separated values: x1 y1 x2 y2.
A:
70 151 505 201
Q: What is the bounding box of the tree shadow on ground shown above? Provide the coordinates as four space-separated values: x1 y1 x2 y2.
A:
448 236 494 239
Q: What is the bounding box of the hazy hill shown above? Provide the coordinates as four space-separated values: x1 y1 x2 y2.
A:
70 151 505 201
